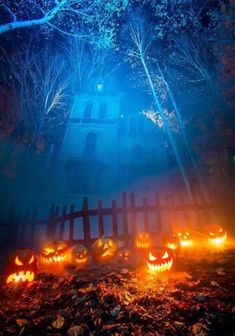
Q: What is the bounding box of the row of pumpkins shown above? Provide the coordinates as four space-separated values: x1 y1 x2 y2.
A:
4 225 227 285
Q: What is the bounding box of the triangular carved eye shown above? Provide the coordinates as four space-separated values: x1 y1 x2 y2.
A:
29 255 35 264
178 233 182 237
162 251 169 259
98 240 103 248
210 232 215 236
108 240 113 247
43 248 54 255
149 252 157 261
219 228 223 232
15 256 23 266
185 232 190 236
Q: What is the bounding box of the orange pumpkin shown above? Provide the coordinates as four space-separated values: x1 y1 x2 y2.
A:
135 232 151 249
71 244 89 267
147 247 175 273
91 237 117 262
4 249 37 284
177 230 192 247
207 225 227 245
163 232 180 251
41 240 69 265
117 248 130 262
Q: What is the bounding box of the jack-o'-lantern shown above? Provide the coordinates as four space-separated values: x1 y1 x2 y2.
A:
135 232 151 249
177 230 192 247
163 232 180 251
71 244 89 267
41 240 69 264
4 249 37 284
147 247 175 273
117 248 130 262
207 225 227 245
91 237 117 262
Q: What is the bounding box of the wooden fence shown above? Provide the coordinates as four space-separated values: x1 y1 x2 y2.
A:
0 191 222 249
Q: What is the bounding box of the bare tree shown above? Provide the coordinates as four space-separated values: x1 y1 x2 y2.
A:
65 37 120 91
0 0 127 39
3 43 71 144
127 16 193 199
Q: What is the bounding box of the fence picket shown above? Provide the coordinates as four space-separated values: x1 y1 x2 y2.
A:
82 197 91 245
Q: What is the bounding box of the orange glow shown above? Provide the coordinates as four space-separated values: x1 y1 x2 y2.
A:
43 255 67 264
210 233 227 245
75 257 88 264
135 233 151 249
147 258 173 273
180 240 193 247
15 256 23 266
6 271 35 284
166 243 178 250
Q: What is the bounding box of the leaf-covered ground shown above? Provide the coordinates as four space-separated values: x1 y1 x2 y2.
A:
0 249 234 336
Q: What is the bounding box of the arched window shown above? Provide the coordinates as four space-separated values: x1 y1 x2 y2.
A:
84 132 97 157
98 102 107 118
84 101 93 119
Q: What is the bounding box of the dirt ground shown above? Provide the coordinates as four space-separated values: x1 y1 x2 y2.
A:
0 247 234 336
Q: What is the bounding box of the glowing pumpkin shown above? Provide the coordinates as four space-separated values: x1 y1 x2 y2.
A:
163 232 180 251
147 247 175 273
4 249 37 284
41 240 69 264
135 232 151 249
177 230 192 247
207 225 227 245
117 248 130 262
71 244 89 267
91 237 117 262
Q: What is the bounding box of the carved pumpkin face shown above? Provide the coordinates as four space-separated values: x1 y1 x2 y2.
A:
207 225 227 245
71 244 88 266
135 232 151 249
147 247 175 273
177 230 192 247
91 237 117 262
163 232 180 251
4 249 37 284
41 241 68 264
117 248 130 262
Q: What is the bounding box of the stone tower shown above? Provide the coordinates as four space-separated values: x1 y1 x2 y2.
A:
60 81 120 202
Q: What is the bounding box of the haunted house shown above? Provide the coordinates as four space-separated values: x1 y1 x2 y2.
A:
60 79 171 205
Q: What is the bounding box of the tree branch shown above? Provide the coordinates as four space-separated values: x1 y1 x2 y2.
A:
0 0 68 34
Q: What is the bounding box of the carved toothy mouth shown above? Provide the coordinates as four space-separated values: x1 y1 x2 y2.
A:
166 243 178 250
101 250 113 257
43 255 66 263
6 271 35 284
210 233 227 245
136 242 149 248
75 257 88 264
147 258 173 273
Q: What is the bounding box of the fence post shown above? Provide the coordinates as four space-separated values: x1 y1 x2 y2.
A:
69 205 75 243
164 194 173 232
59 205 67 241
122 192 128 246
98 200 104 237
111 200 118 238
46 203 55 238
155 192 162 232
130 193 137 236
178 195 191 228
82 197 91 245
142 197 149 232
